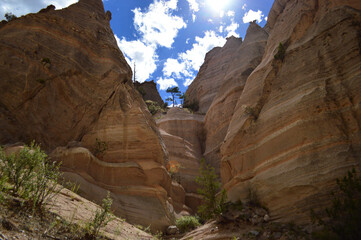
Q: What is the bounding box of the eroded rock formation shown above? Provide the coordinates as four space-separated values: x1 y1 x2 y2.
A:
157 108 204 212
185 0 361 225
135 80 164 106
0 0 178 230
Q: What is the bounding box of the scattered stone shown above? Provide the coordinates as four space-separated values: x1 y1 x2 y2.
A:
1 217 18 231
249 230 260 236
263 214 270 222
166 225 178 235
272 232 282 239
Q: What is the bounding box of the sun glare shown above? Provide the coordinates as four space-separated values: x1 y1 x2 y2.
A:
207 0 231 12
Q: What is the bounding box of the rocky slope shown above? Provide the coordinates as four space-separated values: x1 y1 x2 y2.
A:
185 0 361 225
0 0 178 231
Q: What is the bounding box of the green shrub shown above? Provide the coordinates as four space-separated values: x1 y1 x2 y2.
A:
93 138 108 158
41 58 51 64
196 158 227 221
85 192 114 239
311 168 361 240
0 142 62 211
176 216 200 233
5 12 17 21
274 42 286 61
145 100 162 115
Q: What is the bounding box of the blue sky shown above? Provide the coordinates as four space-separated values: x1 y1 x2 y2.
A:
0 0 274 103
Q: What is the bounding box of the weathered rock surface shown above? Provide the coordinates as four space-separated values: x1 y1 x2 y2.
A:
222 0 361 224
157 108 204 212
186 36 243 114
204 23 268 172
135 80 164 106
0 0 177 231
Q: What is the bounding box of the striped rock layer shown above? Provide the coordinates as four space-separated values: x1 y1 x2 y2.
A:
0 0 178 230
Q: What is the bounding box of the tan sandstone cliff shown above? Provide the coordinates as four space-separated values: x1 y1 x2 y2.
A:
0 0 178 230
185 0 361 225
157 108 204 213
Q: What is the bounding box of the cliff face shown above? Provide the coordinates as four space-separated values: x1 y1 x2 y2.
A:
185 0 361 224
221 0 361 223
204 23 268 172
186 36 243 114
157 108 204 213
134 80 164 106
0 0 176 230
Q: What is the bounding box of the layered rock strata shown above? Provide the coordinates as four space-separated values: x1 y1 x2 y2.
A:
186 36 243 114
0 0 178 230
203 23 269 172
157 108 204 212
221 0 361 223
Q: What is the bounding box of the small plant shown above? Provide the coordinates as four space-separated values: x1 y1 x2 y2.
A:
244 106 258 119
311 168 361 240
36 78 46 84
176 216 201 233
93 138 108 158
63 180 80 194
196 158 227 221
274 42 286 61
41 58 51 64
248 187 261 207
85 192 114 239
0 142 62 211
145 100 162 115
4 12 17 21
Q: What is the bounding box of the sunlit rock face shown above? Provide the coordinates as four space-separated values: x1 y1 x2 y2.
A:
203 23 269 173
186 36 243 114
0 0 178 230
221 0 361 223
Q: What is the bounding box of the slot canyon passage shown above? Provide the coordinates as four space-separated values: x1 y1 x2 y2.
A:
0 0 361 239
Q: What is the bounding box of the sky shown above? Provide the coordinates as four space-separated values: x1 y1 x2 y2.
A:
0 0 274 104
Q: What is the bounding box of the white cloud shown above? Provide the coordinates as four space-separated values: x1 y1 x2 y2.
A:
243 9 264 23
180 30 226 71
186 38 190 44
186 0 199 12
219 25 224 33
115 35 158 83
225 21 239 37
192 13 196 22
227 10 235 17
133 0 186 48
157 77 178 90
184 78 193 87
0 0 78 20
163 58 189 78
242 4 247 10
265 16 268 21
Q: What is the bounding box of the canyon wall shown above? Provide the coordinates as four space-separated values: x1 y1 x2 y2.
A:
186 0 361 224
0 0 178 230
